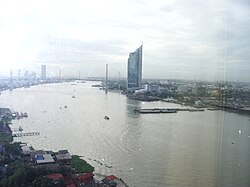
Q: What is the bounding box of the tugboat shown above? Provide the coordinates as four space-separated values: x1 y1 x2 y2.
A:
104 116 110 120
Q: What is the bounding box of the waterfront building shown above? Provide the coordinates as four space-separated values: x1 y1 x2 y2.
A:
41 65 46 80
127 45 142 89
55 150 72 165
35 154 55 164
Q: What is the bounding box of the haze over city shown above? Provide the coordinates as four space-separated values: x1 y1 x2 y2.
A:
0 0 250 81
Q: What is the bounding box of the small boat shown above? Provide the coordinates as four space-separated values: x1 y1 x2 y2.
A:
72 95 76 98
104 116 110 120
19 126 23 132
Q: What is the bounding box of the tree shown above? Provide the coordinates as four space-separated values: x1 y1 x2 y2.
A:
32 176 54 187
71 155 94 173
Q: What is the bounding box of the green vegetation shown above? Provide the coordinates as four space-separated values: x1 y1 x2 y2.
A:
0 159 69 187
4 142 22 157
71 155 94 173
32 176 66 187
0 120 13 145
0 133 13 145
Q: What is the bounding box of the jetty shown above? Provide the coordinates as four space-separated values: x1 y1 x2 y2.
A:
134 108 205 114
13 132 40 137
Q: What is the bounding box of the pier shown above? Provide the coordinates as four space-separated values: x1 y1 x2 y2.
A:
13 132 40 137
134 108 205 114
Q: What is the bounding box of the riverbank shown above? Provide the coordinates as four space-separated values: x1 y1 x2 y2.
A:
0 107 128 187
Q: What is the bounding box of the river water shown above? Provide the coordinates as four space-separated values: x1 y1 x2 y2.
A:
0 81 250 187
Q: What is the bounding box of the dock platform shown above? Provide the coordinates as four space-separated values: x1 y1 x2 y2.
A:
134 108 205 114
13 132 40 137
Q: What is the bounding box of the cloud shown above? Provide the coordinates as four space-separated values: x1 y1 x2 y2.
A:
0 0 250 81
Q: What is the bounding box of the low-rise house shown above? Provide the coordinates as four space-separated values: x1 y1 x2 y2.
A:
56 150 72 165
47 173 68 186
35 154 55 164
21 145 34 155
33 153 59 169
48 173 64 181
76 173 94 186
102 175 119 187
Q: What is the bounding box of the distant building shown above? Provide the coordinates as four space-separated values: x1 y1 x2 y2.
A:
147 84 161 93
127 45 142 89
18 69 21 79
24 70 29 79
9 70 13 91
177 84 189 93
41 65 46 80
29 72 37 80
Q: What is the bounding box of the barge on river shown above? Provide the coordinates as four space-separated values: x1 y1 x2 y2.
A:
134 108 177 114
134 108 205 114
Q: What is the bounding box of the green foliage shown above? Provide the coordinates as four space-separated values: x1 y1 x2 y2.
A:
71 155 94 173
0 133 13 145
32 176 54 187
0 164 29 187
32 176 67 187
4 142 22 156
56 178 67 187
59 167 71 176
0 160 57 187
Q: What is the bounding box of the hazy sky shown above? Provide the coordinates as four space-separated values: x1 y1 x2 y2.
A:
0 0 250 81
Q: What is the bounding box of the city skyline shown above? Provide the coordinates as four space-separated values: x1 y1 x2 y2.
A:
0 0 250 81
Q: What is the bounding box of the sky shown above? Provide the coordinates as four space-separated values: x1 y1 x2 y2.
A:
0 0 250 81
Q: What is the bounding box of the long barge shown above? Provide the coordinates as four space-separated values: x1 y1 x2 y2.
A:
134 108 205 114
134 108 177 114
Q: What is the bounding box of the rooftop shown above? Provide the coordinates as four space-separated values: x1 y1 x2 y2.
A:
47 173 63 180
56 151 72 160
35 154 54 164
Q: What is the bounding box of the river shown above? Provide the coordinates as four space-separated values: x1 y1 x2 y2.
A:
0 81 250 187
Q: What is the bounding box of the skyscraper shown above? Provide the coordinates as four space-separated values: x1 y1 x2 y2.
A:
41 65 46 80
9 69 13 91
127 45 142 89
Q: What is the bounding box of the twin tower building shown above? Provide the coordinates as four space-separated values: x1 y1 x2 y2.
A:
127 45 143 90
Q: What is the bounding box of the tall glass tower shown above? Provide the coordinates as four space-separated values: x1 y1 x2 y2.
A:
127 45 142 89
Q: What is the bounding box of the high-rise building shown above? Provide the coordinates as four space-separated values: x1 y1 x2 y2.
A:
18 69 21 79
105 64 108 94
41 65 46 80
9 69 13 91
127 45 142 89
